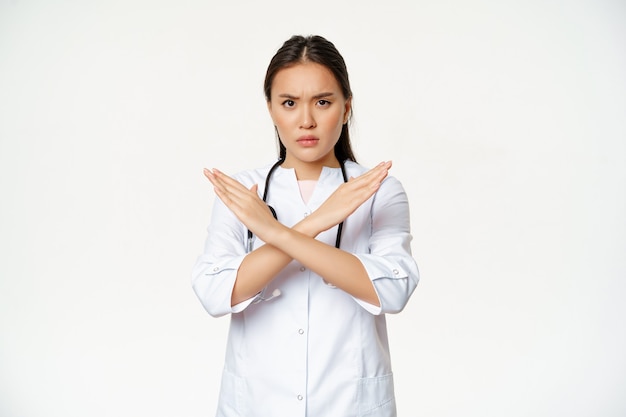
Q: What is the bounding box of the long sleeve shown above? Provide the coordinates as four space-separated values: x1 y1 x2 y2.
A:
352 176 419 315
194 162 418 416
191 163 419 318
191 190 255 317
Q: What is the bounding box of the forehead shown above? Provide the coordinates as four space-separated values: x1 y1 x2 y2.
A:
271 62 341 97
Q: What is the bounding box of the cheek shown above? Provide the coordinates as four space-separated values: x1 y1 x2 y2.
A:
272 114 293 140
327 112 344 132
272 111 294 129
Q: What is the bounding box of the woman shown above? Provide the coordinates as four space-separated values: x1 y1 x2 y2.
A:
192 35 419 417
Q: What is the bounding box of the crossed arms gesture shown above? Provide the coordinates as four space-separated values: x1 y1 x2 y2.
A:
203 161 392 307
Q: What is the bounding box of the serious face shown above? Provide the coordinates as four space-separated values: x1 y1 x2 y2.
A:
267 62 351 175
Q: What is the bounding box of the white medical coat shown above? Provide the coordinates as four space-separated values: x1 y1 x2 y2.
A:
192 161 419 417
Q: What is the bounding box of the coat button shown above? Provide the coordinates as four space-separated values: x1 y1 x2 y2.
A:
300 266 306 272
213 267 219 272
298 328 304 335
297 394 303 401
392 268 399 275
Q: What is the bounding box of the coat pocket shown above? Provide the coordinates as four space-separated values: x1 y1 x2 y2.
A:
217 368 246 417
357 373 397 416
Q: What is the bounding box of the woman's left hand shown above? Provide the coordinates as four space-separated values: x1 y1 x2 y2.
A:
203 168 280 239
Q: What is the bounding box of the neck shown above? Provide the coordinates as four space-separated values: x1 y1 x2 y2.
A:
283 155 340 181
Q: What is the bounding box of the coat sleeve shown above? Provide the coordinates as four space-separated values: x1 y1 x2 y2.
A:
352 176 419 315
191 193 259 317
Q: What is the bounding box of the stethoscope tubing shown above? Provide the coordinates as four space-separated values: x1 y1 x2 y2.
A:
246 158 348 252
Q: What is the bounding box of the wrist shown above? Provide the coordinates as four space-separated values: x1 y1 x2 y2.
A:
294 213 323 237
263 222 293 248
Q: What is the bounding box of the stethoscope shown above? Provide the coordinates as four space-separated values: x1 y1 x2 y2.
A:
246 158 349 253
249 158 349 302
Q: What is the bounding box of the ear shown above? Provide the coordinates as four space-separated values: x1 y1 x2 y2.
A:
343 97 352 124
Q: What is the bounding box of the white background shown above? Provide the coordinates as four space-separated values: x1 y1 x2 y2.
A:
1 0 625 416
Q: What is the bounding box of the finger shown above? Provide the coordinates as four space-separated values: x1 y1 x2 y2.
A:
210 173 267 217
212 169 255 196
354 161 390 182
211 169 256 199
351 164 390 195
374 160 392 175
367 161 391 182
204 168 221 185
349 163 389 189
204 170 251 211
204 169 226 193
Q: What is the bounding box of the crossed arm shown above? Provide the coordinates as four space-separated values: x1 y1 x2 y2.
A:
203 161 392 307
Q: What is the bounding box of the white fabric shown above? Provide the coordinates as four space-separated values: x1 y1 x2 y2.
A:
192 160 419 417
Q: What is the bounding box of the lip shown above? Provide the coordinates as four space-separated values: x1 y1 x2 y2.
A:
297 135 319 147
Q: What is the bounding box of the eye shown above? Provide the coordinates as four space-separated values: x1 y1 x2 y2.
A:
282 99 295 108
317 99 331 107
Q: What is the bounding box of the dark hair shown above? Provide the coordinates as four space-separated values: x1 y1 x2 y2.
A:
264 35 356 163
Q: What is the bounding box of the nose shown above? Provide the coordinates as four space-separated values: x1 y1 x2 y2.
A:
299 105 316 129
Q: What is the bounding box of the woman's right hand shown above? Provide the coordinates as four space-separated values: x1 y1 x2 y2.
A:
306 161 392 235
203 168 281 241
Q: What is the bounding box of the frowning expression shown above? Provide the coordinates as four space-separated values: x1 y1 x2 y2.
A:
267 62 351 172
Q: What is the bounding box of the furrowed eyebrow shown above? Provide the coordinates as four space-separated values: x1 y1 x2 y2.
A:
312 92 335 99
278 94 298 99
276 92 336 100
